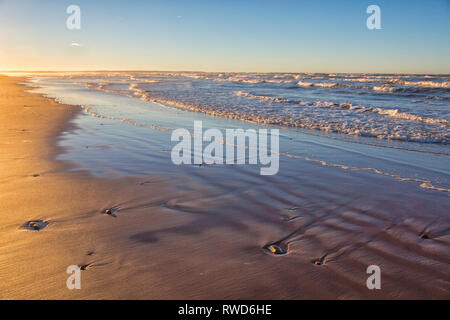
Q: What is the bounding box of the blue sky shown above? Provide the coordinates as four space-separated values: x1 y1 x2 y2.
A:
0 0 449 73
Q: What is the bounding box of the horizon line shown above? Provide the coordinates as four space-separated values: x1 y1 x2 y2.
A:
2 70 449 76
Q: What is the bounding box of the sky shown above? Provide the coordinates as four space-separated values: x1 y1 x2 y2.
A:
0 0 449 73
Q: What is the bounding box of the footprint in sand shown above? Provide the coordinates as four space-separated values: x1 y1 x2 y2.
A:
282 207 303 221
282 214 302 222
22 220 49 231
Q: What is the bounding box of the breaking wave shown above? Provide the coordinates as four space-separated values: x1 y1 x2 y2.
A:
62 72 450 145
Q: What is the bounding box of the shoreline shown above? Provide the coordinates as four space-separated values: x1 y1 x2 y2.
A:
0 76 80 174
0 75 448 299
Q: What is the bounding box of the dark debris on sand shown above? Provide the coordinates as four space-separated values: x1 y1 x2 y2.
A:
102 208 118 218
312 255 327 266
263 244 287 256
22 220 49 231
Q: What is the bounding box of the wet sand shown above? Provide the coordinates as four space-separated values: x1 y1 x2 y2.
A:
0 75 449 299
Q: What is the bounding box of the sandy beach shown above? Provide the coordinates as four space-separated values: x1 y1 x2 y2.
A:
0 75 448 299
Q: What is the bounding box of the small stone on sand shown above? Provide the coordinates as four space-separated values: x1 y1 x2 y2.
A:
265 244 286 255
22 220 49 231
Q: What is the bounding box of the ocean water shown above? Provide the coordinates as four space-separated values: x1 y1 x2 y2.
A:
21 72 450 194
34 72 450 144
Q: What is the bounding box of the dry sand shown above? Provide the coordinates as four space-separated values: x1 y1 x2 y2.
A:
0 75 448 299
